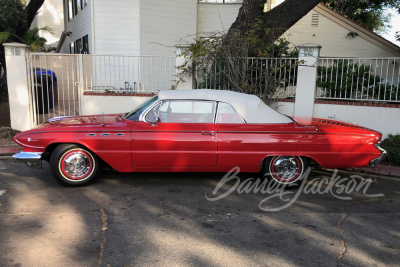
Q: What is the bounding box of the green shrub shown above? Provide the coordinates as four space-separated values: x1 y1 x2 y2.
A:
381 134 400 166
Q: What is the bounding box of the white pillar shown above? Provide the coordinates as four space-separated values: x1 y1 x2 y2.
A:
294 43 321 118
3 43 31 131
175 47 193 90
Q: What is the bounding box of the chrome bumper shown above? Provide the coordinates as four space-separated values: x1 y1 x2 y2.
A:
369 144 388 167
12 152 43 169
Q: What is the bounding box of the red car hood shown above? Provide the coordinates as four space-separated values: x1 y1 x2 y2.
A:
41 114 124 127
293 116 382 138
14 114 129 139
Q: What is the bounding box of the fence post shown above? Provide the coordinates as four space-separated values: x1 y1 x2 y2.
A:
3 43 31 131
294 43 321 117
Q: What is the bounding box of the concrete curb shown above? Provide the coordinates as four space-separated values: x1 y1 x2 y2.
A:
349 165 400 178
0 147 22 156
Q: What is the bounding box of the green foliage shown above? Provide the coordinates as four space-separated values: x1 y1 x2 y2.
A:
321 0 400 34
176 32 300 100
317 60 400 101
0 26 53 51
381 134 400 166
0 0 27 33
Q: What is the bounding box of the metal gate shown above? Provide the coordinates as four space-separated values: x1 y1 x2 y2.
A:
27 53 82 126
26 53 176 126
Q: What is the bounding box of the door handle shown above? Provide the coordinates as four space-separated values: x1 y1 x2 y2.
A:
202 131 215 136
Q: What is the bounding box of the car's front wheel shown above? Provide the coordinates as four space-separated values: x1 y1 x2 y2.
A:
262 156 309 184
50 144 102 186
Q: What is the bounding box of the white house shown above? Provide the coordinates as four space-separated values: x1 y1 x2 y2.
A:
54 0 400 57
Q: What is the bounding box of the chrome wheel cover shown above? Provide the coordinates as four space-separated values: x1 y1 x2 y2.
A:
271 156 302 182
61 151 93 180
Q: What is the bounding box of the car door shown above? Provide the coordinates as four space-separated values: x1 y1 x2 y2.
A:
131 100 217 171
215 102 302 172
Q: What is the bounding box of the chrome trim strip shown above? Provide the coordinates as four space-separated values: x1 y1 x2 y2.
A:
369 143 388 167
14 139 45 149
17 130 132 138
16 130 376 137
12 152 43 169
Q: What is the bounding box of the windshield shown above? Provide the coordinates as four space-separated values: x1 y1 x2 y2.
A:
124 96 158 121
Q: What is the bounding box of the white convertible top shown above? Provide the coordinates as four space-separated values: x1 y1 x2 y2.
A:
158 89 293 124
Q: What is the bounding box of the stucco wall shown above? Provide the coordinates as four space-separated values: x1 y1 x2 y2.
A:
277 101 400 139
82 95 152 115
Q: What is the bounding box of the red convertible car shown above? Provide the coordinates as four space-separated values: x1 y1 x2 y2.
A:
13 89 387 186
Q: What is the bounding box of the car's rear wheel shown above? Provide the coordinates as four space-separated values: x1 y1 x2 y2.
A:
50 144 102 186
262 156 308 184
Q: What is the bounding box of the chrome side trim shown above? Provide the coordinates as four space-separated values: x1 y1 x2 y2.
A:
369 144 388 167
12 152 43 169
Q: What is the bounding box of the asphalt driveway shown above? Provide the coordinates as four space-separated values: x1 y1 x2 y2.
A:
0 160 399 267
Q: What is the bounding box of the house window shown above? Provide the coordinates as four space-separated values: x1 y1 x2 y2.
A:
68 0 87 21
70 42 75 54
70 35 89 54
75 38 82 54
68 0 74 21
82 35 89 54
198 0 243 3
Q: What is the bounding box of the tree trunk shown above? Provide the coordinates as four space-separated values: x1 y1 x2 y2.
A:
228 0 322 42
26 0 46 29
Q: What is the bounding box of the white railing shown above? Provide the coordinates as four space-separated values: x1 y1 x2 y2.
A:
26 53 177 125
317 58 400 102
86 55 176 94
195 57 299 99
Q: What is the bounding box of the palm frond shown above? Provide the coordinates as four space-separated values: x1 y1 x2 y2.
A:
0 32 22 43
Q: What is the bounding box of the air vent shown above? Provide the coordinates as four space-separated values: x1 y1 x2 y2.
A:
311 13 319 27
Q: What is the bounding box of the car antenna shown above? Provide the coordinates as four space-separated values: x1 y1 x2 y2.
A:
101 113 105 127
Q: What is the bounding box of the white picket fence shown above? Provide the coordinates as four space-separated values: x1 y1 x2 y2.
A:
26 53 176 125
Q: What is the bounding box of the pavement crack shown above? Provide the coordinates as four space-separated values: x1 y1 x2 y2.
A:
336 197 394 265
97 208 110 267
